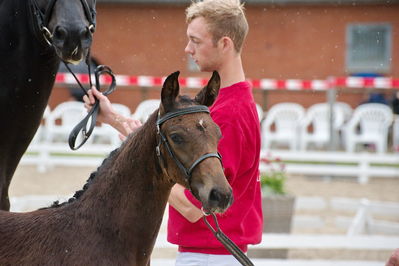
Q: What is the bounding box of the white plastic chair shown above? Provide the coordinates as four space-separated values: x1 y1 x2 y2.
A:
45 102 88 144
131 99 160 123
300 103 345 150
111 103 132 118
335 102 353 123
343 103 393 153
261 103 305 150
256 103 264 122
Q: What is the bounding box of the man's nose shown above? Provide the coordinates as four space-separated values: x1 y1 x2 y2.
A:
184 43 192 54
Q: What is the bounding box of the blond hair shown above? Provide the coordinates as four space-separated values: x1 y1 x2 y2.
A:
186 0 249 53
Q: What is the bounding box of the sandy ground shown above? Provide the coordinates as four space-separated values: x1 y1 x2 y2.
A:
10 165 93 198
11 165 399 202
9 165 399 261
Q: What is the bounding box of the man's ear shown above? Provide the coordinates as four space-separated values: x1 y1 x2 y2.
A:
160 71 180 115
194 71 220 107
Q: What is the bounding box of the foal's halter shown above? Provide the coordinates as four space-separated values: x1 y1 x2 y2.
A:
29 0 96 46
156 105 222 184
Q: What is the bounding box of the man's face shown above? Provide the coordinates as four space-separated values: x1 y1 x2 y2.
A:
185 17 222 72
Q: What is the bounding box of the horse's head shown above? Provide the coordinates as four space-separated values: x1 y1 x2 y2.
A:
157 71 233 213
35 0 96 64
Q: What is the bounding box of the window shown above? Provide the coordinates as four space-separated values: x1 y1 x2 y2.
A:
346 23 392 74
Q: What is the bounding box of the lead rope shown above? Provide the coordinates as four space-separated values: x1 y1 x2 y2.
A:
202 212 254 266
64 55 116 150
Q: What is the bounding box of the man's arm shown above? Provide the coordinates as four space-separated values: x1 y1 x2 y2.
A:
83 86 141 138
168 184 203 223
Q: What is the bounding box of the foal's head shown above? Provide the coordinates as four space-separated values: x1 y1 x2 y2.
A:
158 71 232 213
35 0 96 64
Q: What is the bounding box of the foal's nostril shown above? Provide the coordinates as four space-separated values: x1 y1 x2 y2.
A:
209 188 222 204
209 188 232 210
53 26 67 41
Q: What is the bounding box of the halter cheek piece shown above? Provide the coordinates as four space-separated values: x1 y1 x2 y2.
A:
156 105 222 184
29 0 96 46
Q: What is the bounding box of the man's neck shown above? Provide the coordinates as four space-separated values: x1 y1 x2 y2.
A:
218 55 245 89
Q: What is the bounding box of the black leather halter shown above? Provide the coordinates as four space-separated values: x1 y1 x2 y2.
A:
156 105 222 183
29 0 96 46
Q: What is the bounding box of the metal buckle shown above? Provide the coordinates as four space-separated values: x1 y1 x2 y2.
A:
201 207 211 216
41 26 53 46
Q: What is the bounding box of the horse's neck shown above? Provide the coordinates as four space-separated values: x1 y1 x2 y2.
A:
75 113 173 255
2 0 58 99
0 0 59 138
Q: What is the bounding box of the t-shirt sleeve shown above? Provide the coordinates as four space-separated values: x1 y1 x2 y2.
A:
217 120 243 184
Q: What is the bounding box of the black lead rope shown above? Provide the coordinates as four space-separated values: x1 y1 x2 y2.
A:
203 213 254 266
67 65 116 150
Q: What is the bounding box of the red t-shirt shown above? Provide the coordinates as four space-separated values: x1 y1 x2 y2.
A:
167 81 263 254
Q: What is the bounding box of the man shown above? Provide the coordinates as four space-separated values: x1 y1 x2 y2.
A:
167 1 262 265
84 1 262 265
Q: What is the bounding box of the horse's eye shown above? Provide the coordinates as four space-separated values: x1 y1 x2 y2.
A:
170 133 183 144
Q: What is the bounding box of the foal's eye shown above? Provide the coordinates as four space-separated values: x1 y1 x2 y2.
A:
170 133 184 144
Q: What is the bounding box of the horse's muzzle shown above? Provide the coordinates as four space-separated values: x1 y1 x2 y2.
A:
52 24 92 63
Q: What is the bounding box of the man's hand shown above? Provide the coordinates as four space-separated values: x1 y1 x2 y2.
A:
83 86 142 137
83 86 115 125
168 184 203 223
386 249 399 266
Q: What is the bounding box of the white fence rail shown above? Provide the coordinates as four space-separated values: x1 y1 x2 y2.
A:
152 233 395 265
294 197 399 235
23 145 399 184
260 150 399 184
23 143 116 172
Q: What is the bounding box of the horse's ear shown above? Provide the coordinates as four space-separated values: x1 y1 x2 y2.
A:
194 71 220 107
160 71 180 114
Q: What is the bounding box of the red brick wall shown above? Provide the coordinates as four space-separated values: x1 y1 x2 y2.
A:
49 3 399 113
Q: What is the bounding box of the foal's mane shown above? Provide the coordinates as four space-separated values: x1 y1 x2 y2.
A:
47 109 161 209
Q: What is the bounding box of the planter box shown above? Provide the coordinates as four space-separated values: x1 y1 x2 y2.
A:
250 194 295 259
262 194 295 233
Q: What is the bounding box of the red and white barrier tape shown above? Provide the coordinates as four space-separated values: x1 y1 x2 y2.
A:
55 73 399 90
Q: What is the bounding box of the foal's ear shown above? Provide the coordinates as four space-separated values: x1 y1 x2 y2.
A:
194 71 220 107
160 71 180 114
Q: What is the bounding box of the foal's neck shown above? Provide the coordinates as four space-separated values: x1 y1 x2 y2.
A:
75 112 173 258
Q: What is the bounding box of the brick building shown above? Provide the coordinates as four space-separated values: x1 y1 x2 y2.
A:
51 0 399 112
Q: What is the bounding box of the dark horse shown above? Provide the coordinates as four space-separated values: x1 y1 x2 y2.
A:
0 71 233 265
0 0 96 210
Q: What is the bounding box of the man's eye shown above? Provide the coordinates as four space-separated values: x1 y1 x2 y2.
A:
170 133 183 144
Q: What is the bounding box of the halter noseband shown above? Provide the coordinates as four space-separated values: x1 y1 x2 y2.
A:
156 105 222 184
